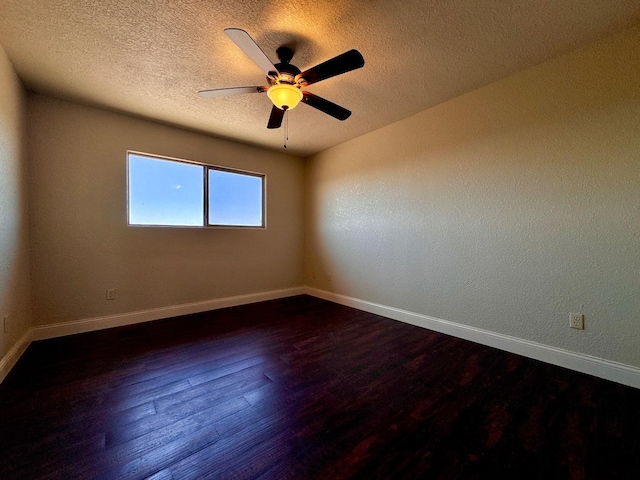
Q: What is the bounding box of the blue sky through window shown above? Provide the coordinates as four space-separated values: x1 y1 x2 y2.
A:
128 154 204 226
209 170 263 226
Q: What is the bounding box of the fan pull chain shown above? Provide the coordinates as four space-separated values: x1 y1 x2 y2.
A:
284 108 289 149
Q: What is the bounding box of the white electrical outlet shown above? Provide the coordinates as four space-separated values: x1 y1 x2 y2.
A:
570 313 584 330
106 288 116 300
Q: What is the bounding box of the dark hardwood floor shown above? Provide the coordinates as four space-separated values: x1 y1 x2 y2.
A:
1 295 639 479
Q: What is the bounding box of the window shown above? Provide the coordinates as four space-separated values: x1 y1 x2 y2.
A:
127 152 265 228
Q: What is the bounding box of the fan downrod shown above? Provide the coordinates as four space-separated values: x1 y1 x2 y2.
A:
276 47 294 64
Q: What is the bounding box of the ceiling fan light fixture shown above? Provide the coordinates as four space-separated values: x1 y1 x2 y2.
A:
267 84 303 110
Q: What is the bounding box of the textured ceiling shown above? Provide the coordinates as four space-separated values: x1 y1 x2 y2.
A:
1 0 639 156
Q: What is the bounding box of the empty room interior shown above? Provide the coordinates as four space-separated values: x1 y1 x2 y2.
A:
1 1 640 478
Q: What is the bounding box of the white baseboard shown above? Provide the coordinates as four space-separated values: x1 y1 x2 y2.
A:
305 287 640 389
0 286 305 383
31 287 306 341
0 330 31 384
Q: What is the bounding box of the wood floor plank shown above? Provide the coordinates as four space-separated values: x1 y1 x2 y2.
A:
153 364 273 413
168 408 293 479
105 395 250 448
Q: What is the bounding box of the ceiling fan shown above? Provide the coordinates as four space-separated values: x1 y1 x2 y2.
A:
199 28 365 129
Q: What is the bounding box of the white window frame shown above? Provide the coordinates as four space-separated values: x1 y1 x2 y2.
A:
127 150 266 229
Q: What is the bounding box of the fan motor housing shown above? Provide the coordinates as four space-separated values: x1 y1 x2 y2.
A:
268 64 300 86
268 46 301 85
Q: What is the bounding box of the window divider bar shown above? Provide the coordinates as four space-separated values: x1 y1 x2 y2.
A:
203 166 209 226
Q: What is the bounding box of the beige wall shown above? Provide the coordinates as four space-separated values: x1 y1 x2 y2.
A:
0 45 32 359
306 26 640 367
27 95 305 326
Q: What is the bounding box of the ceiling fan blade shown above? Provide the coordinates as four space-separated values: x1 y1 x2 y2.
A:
224 28 279 76
301 92 351 120
198 86 267 98
267 105 285 129
296 49 364 86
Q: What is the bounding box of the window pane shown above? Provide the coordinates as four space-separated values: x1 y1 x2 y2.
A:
128 154 204 226
208 170 263 227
